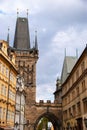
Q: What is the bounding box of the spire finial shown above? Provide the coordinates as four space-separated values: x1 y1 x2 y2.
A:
17 8 19 17
33 41 35 48
57 76 59 81
35 30 38 50
8 27 10 32
27 9 29 18
7 27 10 44
35 30 37 37
76 48 78 58
65 48 66 57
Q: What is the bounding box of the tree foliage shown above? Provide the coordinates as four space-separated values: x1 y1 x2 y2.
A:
37 117 49 130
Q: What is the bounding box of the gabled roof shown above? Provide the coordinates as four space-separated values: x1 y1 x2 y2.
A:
61 56 78 84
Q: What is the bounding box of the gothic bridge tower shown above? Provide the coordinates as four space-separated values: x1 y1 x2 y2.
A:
13 16 38 105
13 14 62 130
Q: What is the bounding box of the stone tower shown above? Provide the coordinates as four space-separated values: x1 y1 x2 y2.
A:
13 15 62 130
13 16 38 105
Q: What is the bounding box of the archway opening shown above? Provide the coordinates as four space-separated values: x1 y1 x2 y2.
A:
34 112 61 130
36 117 54 130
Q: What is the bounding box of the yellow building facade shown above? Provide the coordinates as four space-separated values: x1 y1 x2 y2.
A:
62 46 87 130
0 40 17 129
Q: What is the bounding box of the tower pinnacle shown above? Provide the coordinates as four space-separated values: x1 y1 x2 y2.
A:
27 9 29 18
35 30 38 50
17 8 19 17
7 27 10 44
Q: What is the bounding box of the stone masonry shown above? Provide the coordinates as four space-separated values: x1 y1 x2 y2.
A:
14 16 62 130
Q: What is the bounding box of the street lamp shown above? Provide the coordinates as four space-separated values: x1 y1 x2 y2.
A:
67 122 70 130
26 120 29 126
25 120 33 130
15 122 20 130
84 118 87 128
15 122 19 128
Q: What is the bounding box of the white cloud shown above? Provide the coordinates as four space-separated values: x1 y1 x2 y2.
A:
51 27 87 55
0 0 86 16
36 83 55 102
42 28 47 33
37 26 87 101
0 0 87 101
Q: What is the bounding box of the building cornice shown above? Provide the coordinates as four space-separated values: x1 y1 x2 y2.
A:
62 68 87 98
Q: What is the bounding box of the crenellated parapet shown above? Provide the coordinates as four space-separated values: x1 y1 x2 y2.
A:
36 100 62 108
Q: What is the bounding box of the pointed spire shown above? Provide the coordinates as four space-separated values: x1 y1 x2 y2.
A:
27 9 29 18
17 8 19 17
76 48 78 58
7 27 10 44
56 77 60 84
65 48 66 57
56 77 61 91
33 41 35 48
35 30 38 50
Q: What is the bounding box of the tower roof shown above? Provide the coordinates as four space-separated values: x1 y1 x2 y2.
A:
14 17 30 50
61 56 78 84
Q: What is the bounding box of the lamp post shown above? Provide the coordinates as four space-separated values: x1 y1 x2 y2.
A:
25 120 35 130
67 122 70 130
15 122 19 130
84 118 87 128
24 120 29 130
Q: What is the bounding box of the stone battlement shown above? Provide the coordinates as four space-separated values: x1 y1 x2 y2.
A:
39 100 51 104
36 100 62 108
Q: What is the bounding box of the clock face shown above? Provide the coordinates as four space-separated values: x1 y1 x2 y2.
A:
22 18 25 22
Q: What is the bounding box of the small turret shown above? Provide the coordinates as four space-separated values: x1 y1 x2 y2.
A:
35 30 38 50
27 9 29 18
56 77 61 91
7 27 10 44
17 8 19 18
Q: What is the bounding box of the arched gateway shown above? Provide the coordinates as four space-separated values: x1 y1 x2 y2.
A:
24 101 62 130
34 111 61 130
13 15 62 130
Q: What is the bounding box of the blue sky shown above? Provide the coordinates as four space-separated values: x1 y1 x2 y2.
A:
0 0 87 102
